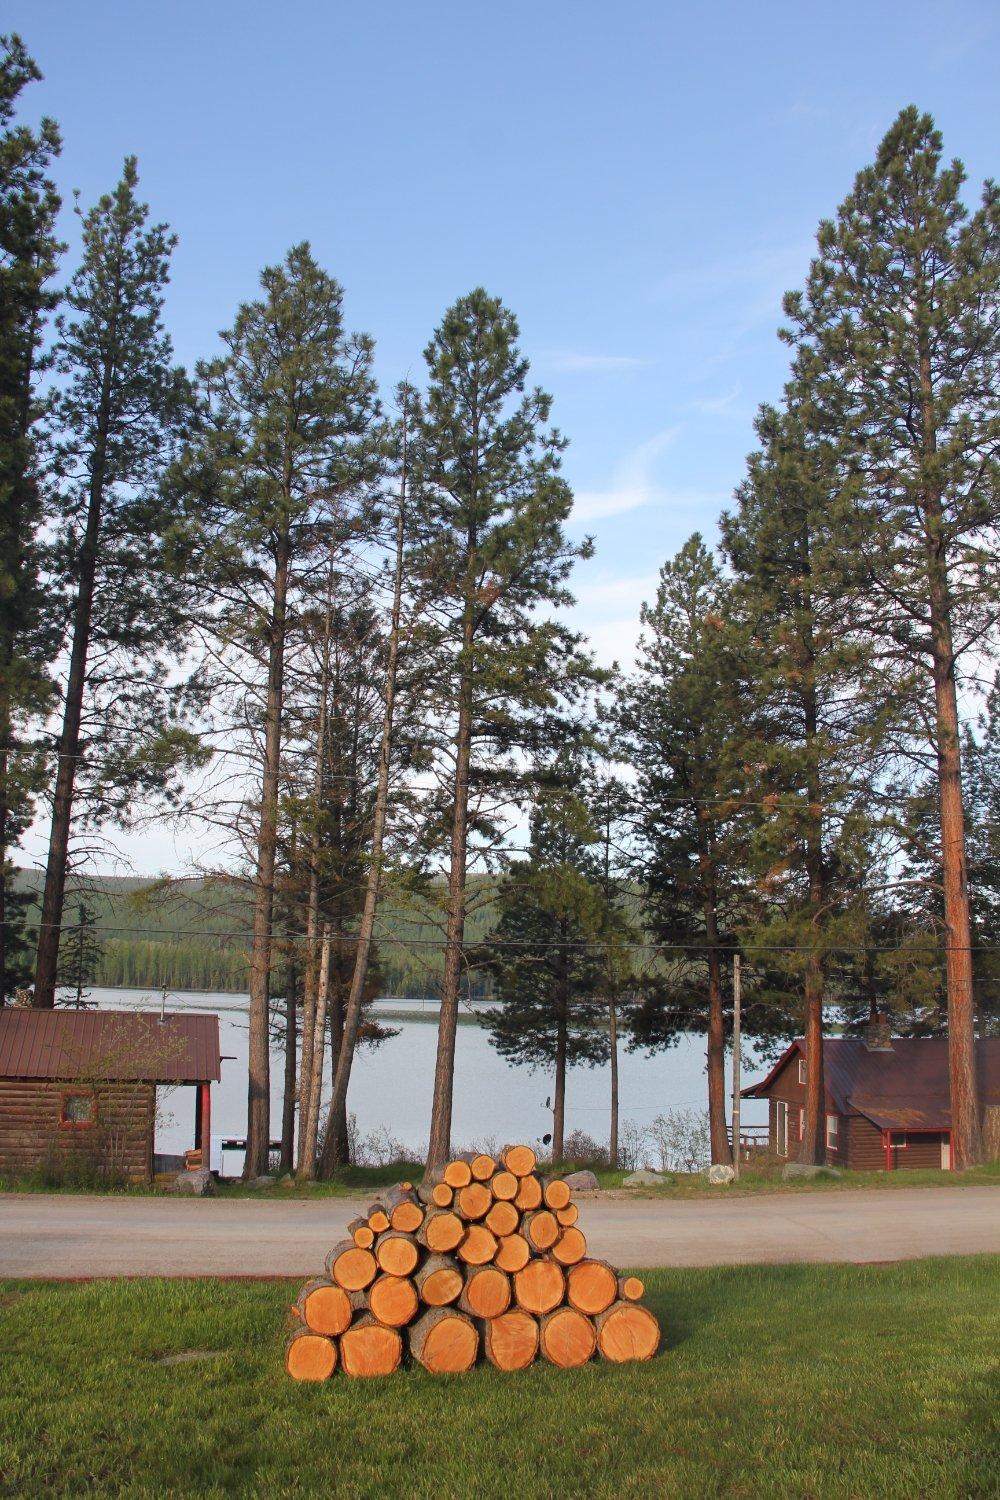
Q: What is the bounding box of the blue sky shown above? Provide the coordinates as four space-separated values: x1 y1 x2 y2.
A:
12 1 1000 870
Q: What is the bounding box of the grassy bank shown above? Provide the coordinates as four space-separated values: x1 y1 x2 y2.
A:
1 1259 997 1496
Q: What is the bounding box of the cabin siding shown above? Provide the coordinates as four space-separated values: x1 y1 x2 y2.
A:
845 1115 886 1170
0 1078 154 1181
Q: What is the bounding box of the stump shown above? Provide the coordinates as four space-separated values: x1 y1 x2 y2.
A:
514 1258 565 1315
567 1259 618 1316
415 1254 464 1307
456 1223 498 1266
494 1232 531 1274
551 1226 587 1266
409 1308 479 1373
482 1309 539 1370
374 1231 419 1278
296 1278 353 1336
368 1273 419 1328
540 1306 597 1368
326 1241 377 1292
484 1199 520 1238
340 1315 404 1377
458 1264 511 1320
594 1301 661 1362
418 1209 464 1254
286 1329 337 1381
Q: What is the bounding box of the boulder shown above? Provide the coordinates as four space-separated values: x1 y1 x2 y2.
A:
781 1162 843 1181
561 1169 600 1191
169 1169 215 1197
705 1163 736 1185
623 1169 664 1187
250 1174 277 1189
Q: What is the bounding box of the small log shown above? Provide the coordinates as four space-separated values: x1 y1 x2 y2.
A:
542 1176 571 1210
457 1151 497 1181
551 1226 587 1266
374 1230 420 1278
514 1258 566 1315
594 1301 661 1362
489 1170 518 1201
368 1273 420 1328
539 1305 597 1368
494 1232 531 1274
432 1183 454 1207
340 1315 404 1377
415 1181 437 1206
523 1209 560 1252
295 1277 353 1336
514 1174 543 1212
482 1308 539 1370
455 1181 492 1221
456 1223 498 1266
415 1254 464 1307
348 1218 376 1250
501 1144 537 1177
458 1264 511 1320
408 1307 479 1374
390 1200 425 1234
383 1183 417 1212
367 1204 390 1234
566 1259 618 1316
326 1239 377 1292
417 1208 465 1254
484 1199 519 1238
443 1159 473 1189
619 1275 645 1302
285 1328 337 1381
555 1202 579 1227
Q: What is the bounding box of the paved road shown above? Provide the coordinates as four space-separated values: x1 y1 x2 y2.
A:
1 1186 997 1277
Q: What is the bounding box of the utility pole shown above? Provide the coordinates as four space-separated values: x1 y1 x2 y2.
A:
731 952 742 1180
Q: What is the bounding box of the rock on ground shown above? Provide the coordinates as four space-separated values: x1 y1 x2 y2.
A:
623 1169 666 1187
561 1169 600 1191
169 1169 215 1197
782 1162 842 1181
705 1164 736 1185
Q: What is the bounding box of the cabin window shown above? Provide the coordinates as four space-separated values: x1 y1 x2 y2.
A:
797 1057 807 1085
889 1131 908 1150
60 1092 97 1128
826 1113 839 1150
776 1101 788 1156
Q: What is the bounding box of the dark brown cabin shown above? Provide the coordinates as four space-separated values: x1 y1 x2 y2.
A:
0 1007 221 1183
742 1014 1000 1171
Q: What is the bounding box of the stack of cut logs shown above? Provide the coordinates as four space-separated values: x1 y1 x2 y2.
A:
286 1143 660 1379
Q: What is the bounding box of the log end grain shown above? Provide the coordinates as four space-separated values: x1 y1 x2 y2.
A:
368 1274 420 1328
298 1279 353 1336
552 1226 587 1266
501 1144 537 1177
595 1301 661 1363
514 1258 566 1316
540 1306 597 1368
567 1259 618 1317
375 1231 420 1279
456 1223 498 1266
484 1199 520 1238
286 1330 337 1381
340 1317 404 1377
459 1264 511 1320
483 1309 539 1371
409 1308 479 1374
494 1232 531 1274
456 1181 492 1221
327 1242 377 1292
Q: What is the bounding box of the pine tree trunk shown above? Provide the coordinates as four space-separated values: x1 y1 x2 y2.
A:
279 958 296 1174
799 672 826 1167
34 379 112 1008
699 836 732 1165
325 962 349 1166
608 995 619 1170
321 443 407 1175
244 523 291 1177
299 926 331 1179
920 347 983 1169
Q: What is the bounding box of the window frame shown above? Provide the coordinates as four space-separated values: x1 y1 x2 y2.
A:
775 1100 788 1157
797 1057 807 1086
59 1090 97 1130
826 1112 839 1151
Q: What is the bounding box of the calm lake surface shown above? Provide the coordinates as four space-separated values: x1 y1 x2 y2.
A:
78 987 772 1162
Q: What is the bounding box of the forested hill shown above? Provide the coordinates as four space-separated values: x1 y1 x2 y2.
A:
13 870 499 998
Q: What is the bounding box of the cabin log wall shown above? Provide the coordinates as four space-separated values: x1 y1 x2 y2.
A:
0 1079 155 1181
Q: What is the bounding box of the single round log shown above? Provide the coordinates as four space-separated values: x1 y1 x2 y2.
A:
501 1144 537 1177
552 1226 587 1266
494 1233 531 1274
484 1199 519 1237
567 1259 618 1316
443 1159 473 1189
514 1174 543 1212
456 1181 492 1220
340 1315 404 1377
594 1301 661 1362
482 1309 539 1370
374 1230 419 1278
415 1181 437 1206
457 1151 497 1181
542 1176 571 1210
415 1254 464 1307
619 1275 645 1302
326 1240 377 1292
431 1183 454 1208
458 1264 511 1320
523 1209 560 1252
514 1258 566 1315
390 1200 424 1234
418 1209 465 1254
408 1307 479 1374
540 1305 597 1368
350 1222 376 1250
367 1205 390 1234
456 1223 498 1266
368 1273 419 1328
489 1170 518 1201
296 1277 353 1336
555 1202 579 1227
384 1183 417 1211
286 1329 337 1381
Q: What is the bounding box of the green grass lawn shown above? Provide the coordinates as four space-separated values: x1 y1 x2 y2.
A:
1 1259 997 1497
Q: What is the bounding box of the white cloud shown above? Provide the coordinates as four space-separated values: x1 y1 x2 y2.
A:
571 428 678 523
543 350 652 374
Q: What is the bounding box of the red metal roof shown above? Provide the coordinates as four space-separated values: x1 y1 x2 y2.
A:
0 1008 221 1084
743 1035 1000 1132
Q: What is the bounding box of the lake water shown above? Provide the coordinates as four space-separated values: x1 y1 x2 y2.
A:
77 987 772 1165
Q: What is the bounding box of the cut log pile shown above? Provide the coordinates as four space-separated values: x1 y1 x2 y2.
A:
286 1144 661 1380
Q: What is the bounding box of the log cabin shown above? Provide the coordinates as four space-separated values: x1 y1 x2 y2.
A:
0 1007 221 1183
741 1012 1000 1170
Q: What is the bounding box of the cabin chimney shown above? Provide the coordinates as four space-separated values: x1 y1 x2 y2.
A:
863 1005 893 1052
